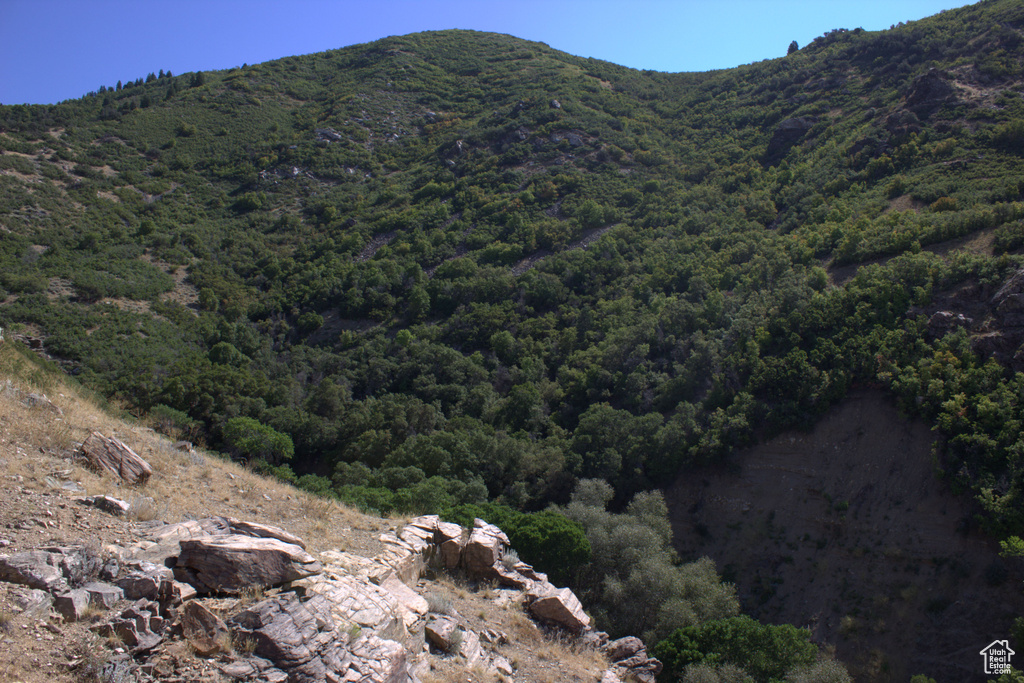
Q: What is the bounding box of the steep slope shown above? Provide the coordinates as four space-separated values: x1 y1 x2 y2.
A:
667 389 1024 681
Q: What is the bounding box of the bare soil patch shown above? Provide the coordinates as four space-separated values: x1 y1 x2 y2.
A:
666 389 1024 683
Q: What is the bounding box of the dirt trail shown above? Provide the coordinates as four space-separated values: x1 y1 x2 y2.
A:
666 389 1024 683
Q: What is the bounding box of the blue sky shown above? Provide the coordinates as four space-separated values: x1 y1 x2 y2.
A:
0 0 974 105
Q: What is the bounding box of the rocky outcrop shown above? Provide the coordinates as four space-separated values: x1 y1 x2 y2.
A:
0 502 659 683
463 518 509 578
228 591 410 683
95 599 166 652
994 268 1024 326
604 635 664 683
77 432 153 484
292 572 410 647
0 545 100 593
181 601 231 656
906 68 956 117
965 267 1024 370
764 116 817 165
928 310 972 334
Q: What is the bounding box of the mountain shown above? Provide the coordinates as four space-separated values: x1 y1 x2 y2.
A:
2 1 1024 679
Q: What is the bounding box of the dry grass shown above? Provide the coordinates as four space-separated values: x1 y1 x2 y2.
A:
425 590 454 615
238 584 266 607
126 494 160 521
434 573 473 601
421 660 503 683
67 631 114 683
0 341 377 553
0 606 13 633
232 632 257 655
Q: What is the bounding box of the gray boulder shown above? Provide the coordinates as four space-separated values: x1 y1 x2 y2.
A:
175 536 322 593
8 586 53 618
77 432 153 484
462 518 509 578
54 589 90 621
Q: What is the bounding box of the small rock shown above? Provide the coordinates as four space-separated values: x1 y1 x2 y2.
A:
54 589 90 621
459 629 483 666
83 495 130 516
480 628 508 645
606 636 644 662
9 587 53 619
492 654 514 675
83 582 123 609
181 601 231 656
99 558 119 582
425 615 458 652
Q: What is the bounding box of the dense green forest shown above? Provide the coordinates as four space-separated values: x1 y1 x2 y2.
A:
3 0 1024 533
3 2 1024 677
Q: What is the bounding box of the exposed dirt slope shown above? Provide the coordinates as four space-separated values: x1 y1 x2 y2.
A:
666 389 1024 683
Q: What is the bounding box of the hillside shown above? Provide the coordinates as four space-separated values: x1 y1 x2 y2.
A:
3 0 1024 679
0 338 619 683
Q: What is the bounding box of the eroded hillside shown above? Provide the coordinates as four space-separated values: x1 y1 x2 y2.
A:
667 389 1024 682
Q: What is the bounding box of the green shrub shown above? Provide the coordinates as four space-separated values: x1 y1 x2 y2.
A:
297 312 324 333
209 341 247 366
654 616 818 683
222 417 294 464
0 272 47 294
233 191 266 212
561 481 739 642
148 403 197 439
992 119 1024 153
